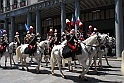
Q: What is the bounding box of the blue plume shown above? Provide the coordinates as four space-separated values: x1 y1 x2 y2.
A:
0 30 4 35
74 15 76 24
25 23 29 31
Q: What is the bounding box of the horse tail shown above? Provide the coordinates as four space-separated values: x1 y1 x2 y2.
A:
16 46 21 62
121 50 124 76
50 50 55 71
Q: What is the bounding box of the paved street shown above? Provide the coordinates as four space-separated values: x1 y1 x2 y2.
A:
0 56 124 83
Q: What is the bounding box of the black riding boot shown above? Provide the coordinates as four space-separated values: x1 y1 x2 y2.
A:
72 51 76 61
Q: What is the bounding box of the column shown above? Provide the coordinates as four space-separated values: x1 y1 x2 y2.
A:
17 0 21 8
3 0 7 12
4 18 9 40
75 1 80 37
115 0 123 57
36 10 41 34
10 17 15 42
61 3 66 36
10 0 13 10
27 12 32 27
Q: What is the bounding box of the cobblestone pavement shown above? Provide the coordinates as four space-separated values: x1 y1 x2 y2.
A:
0 56 124 83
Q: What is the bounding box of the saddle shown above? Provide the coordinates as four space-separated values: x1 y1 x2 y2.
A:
62 45 75 61
24 44 37 55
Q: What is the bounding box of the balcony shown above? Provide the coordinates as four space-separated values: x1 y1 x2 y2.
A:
5 6 10 11
0 8 3 14
20 1 25 7
12 3 17 9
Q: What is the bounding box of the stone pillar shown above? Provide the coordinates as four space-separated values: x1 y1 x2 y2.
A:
3 0 7 12
36 10 41 34
61 3 66 36
27 12 32 27
75 1 80 37
4 18 9 41
10 17 15 42
115 0 123 57
10 0 13 10
17 0 21 8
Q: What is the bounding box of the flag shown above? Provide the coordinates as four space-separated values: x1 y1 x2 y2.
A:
79 22 83 27
77 15 80 26
71 14 75 26
0 30 4 35
25 23 29 31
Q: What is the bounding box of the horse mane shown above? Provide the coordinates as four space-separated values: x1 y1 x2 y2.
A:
121 50 124 76
83 35 97 45
39 41 45 47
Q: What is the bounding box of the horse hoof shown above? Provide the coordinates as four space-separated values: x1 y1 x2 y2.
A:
79 75 82 79
27 69 30 71
51 72 55 75
62 75 66 79
84 77 88 81
69 70 73 72
22 68 25 70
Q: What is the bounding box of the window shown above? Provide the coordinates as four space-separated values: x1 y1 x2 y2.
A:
110 9 114 18
81 13 84 22
106 9 110 19
89 12 92 21
101 10 105 19
0 0 3 8
85 13 88 21
54 18 57 25
14 0 17 3
7 0 10 6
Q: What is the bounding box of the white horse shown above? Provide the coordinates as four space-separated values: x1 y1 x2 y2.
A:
50 34 100 79
16 40 49 73
90 33 111 70
8 35 21 67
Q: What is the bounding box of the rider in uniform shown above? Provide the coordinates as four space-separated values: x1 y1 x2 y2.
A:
66 29 77 60
91 28 97 36
14 32 21 46
24 31 30 44
36 33 41 43
1 30 8 52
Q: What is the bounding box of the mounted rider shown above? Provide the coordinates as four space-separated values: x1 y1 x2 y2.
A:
91 28 98 36
14 32 21 46
87 25 93 38
0 30 8 52
36 33 41 43
24 26 37 56
24 31 30 44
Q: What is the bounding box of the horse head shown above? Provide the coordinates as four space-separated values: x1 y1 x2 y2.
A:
39 40 49 55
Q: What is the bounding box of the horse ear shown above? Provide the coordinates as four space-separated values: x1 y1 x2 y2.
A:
96 32 99 36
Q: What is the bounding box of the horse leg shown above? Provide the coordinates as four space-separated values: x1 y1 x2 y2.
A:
10 54 12 68
79 61 89 80
105 53 111 67
44 55 49 66
50 55 55 75
99 53 103 69
12 53 15 65
35 57 42 73
68 61 73 72
5 55 7 68
24 57 29 71
74 60 77 68
93 56 98 72
57 57 66 78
